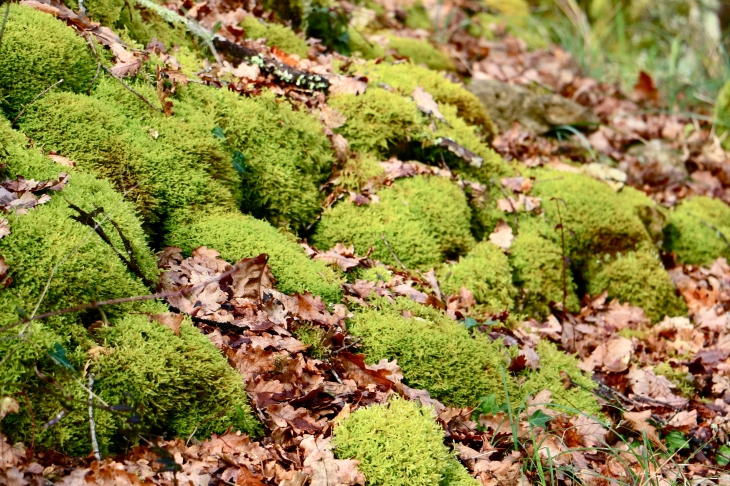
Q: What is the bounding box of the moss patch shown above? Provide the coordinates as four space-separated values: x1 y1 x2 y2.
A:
241 16 310 57
665 196 730 265
0 5 96 117
386 35 455 72
333 397 477 486
167 211 343 302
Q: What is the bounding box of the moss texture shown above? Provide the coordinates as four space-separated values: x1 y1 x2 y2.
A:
333 397 478 486
386 35 455 72
482 0 530 16
0 5 96 117
509 218 579 318
241 16 310 57
167 211 343 302
312 176 474 269
716 79 730 146
665 196 730 265
439 241 516 313
587 245 686 322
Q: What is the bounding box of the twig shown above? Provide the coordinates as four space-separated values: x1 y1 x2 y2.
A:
551 198 569 323
331 337 362 355
0 2 10 53
380 234 408 272
88 373 101 460
12 79 64 126
85 35 102 95
104 67 163 113
490 178 519 234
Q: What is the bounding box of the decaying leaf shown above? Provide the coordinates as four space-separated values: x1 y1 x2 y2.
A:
411 87 446 122
489 220 514 250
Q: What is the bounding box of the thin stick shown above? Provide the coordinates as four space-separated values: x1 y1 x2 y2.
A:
380 234 408 272
104 67 162 113
12 79 64 126
0 3 10 53
88 373 101 460
86 35 102 95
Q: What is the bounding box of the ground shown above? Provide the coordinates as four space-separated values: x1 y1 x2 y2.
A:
2 0 730 485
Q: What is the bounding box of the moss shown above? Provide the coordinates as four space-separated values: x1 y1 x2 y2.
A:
167 211 343 302
240 16 310 57
85 0 125 25
482 0 530 16
509 218 579 318
517 340 600 416
716 80 730 146
184 87 334 230
404 2 433 31
117 2 199 52
347 28 385 58
439 241 516 313
366 60 496 136
586 245 686 322
0 5 96 117
386 35 455 72
530 170 651 259
262 0 310 30
337 153 384 191
348 298 515 407
616 186 667 246
313 176 474 269
329 87 424 157
293 323 328 359
665 196 730 265
654 361 695 398
333 397 476 486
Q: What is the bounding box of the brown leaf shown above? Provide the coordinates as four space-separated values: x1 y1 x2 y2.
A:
411 86 446 122
0 219 9 240
329 75 367 96
488 220 513 250
623 410 666 451
314 243 362 271
46 154 76 167
501 176 532 193
0 397 19 421
632 71 659 104
110 43 142 77
149 313 184 336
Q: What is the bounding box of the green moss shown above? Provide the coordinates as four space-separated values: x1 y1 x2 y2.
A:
167 211 343 302
483 0 530 16
333 397 477 486
654 362 695 398
86 0 125 25
347 28 385 58
313 176 474 269
240 16 310 57
117 2 199 52
337 153 384 191
184 87 334 230
386 35 455 72
440 241 516 313
586 246 686 322
509 218 579 318
665 196 730 265
616 186 667 246
404 2 433 31
716 80 730 146
348 298 515 407
0 5 96 117
293 323 328 359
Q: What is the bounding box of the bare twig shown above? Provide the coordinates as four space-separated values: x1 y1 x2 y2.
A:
88 373 101 460
380 234 408 272
85 35 102 95
12 79 64 126
104 67 163 113
490 178 519 234
0 2 10 53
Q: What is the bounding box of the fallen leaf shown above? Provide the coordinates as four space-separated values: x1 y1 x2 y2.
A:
489 220 513 250
411 87 446 122
329 75 368 96
623 410 666 451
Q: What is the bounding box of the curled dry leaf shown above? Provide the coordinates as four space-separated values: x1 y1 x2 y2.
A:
411 86 446 122
489 220 514 250
328 75 368 96
622 410 666 451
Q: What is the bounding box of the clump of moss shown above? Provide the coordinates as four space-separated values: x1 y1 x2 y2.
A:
293 323 328 359
586 245 686 322
664 196 730 265
616 186 667 246
483 0 530 16
337 153 385 191
716 80 730 146
0 5 96 117
349 298 515 406
403 2 433 31
313 176 474 269
440 241 516 313
348 28 386 58
167 211 343 302
386 35 455 72
333 397 477 486
509 218 579 318
241 16 310 57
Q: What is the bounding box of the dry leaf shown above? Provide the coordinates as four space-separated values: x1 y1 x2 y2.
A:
411 87 446 122
489 220 513 250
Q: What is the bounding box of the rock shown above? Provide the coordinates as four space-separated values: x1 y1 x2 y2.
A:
627 139 688 187
466 79 599 134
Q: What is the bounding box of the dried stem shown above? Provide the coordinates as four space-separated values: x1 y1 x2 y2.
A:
104 67 162 113
88 373 101 461
12 79 64 126
381 234 408 272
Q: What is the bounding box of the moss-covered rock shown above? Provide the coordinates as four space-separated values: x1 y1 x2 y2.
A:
586 245 686 322
386 35 455 72
0 5 96 117
665 196 730 265
333 397 478 486
167 211 343 302
241 16 310 57
439 240 516 313
509 218 579 318
312 176 474 269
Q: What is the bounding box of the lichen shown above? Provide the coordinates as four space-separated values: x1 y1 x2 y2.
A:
439 240 516 314
664 195 730 265
240 16 310 57
312 176 474 269
586 245 686 322
167 211 343 302
333 397 478 486
0 5 96 117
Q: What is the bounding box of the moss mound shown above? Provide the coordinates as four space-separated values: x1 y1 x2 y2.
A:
440 241 516 313
333 397 478 486
386 35 455 72
0 5 96 117
312 176 474 269
241 16 310 57
167 211 343 302
665 196 730 265
587 246 687 322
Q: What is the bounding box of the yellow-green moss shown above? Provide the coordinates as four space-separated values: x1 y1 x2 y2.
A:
403 2 433 31
347 28 386 58
665 196 730 265
483 0 530 16
348 298 515 407
293 323 328 359
337 153 385 191
117 2 199 52
440 241 516 313
509 218 579 318
586 245 686 322
312 176 474 269
716 80 730 146
0 5 96 117
333 397 478 486
386 35 455 72
241 16 310 57
167 211 343 302
616 186 667 246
